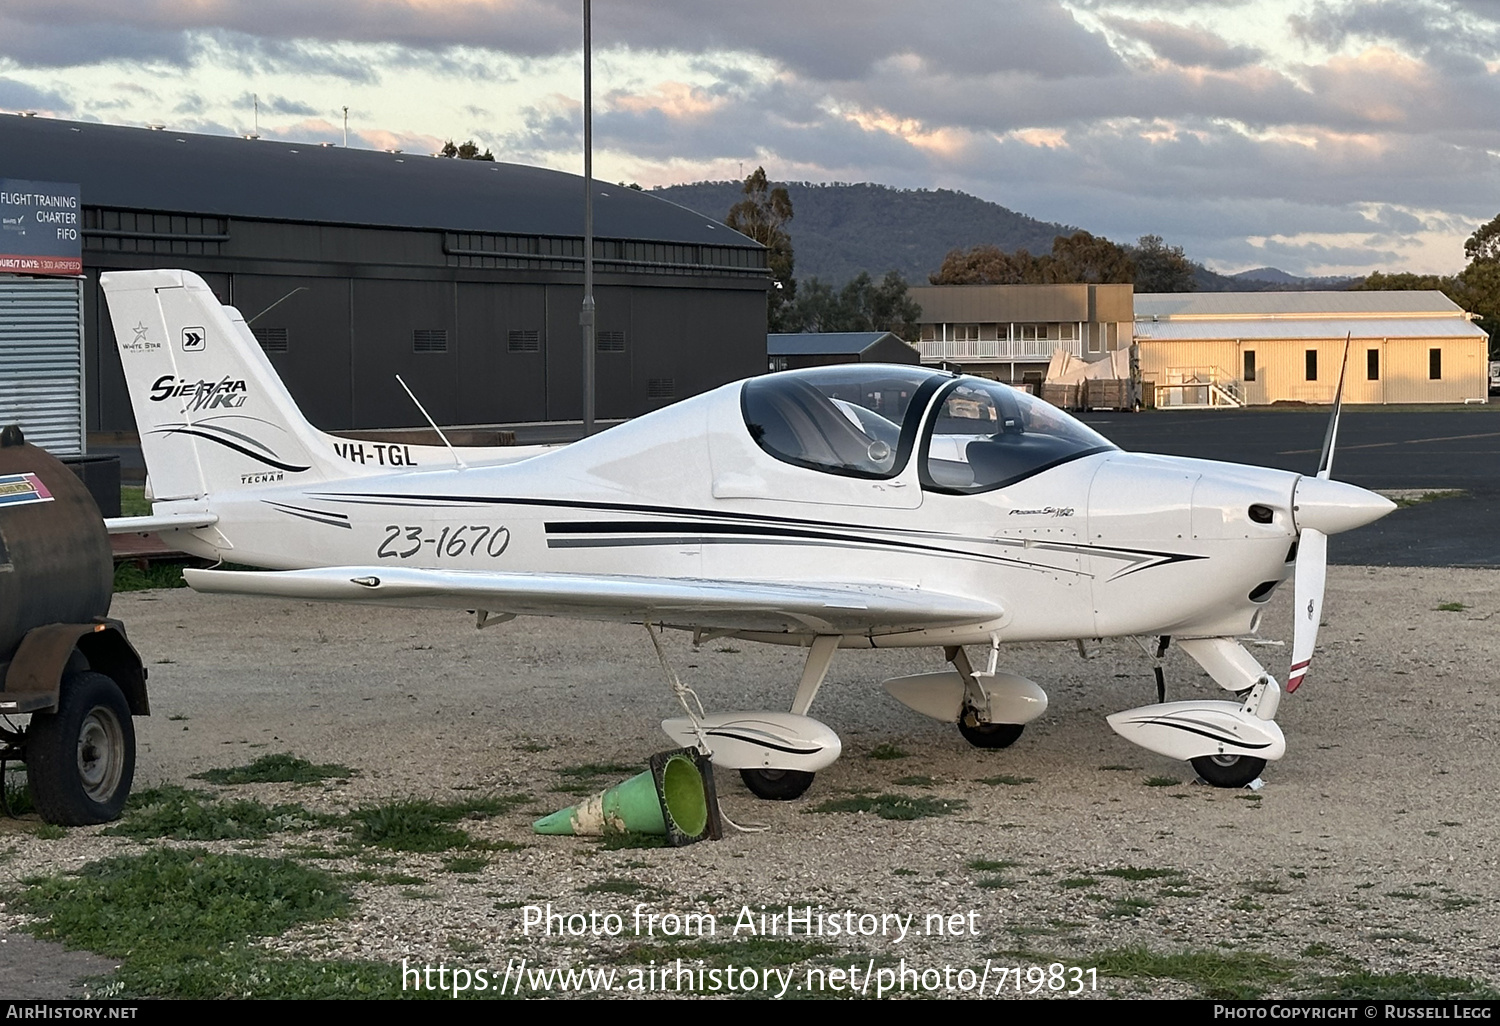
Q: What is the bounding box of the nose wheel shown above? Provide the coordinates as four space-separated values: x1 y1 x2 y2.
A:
957 719 1024 749
1190 754 1266 788
740 768 815 800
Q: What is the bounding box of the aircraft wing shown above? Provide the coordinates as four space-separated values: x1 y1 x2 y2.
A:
182 566 1003 635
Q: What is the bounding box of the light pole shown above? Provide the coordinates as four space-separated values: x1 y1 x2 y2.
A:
580 0 596 437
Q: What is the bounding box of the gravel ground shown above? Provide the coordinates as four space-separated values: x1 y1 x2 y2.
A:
2 567 1498 999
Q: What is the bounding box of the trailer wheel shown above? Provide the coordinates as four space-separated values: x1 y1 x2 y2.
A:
26 672 135 826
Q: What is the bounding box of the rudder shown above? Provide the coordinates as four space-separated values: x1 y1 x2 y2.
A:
102 269 347 500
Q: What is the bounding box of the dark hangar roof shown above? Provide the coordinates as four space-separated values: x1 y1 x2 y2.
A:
0 114 755 247
768 331 903 355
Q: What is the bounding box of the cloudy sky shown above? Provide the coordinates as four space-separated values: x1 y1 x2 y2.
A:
1 0 1496 277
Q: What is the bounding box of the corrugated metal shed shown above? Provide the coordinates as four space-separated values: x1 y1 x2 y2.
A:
1134 317 1488 341
768 332 896 355
0 115 746 246
1135 290 1469 319
0 277 83 455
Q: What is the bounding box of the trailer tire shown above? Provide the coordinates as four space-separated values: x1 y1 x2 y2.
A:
26 672 135 826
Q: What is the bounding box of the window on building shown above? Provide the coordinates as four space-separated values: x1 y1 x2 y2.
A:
1058 323 1078 341
412 329 448 353
1243 350 1256 382
253 326 288 354
1305 350 1318 381
1018 324 1042 342
955 324 979 342
507 329 540 353
1429 348 1442 380
1367 349 1380 381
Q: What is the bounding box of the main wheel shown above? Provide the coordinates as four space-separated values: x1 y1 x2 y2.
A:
1190 753 1266 789
957 720 1024 749
26 672 136 826
740 768 815 801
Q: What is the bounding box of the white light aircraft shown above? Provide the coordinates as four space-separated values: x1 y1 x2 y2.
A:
103 269 1394 799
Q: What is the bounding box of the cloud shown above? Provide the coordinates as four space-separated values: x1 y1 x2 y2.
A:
1101 17 1263 69
234 91 321 117
0 77 71 113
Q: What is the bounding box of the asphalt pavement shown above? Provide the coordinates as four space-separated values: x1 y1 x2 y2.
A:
1079 404 1500 567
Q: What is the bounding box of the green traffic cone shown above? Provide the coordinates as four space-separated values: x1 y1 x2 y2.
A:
533 752 712 842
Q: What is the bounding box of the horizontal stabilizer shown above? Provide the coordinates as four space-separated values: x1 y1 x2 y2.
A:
183 565 1003 635
105 513 219 535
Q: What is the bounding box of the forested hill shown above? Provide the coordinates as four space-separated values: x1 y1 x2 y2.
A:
651 180 1077 284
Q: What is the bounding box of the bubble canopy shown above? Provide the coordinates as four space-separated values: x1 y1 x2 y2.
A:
740 367 1116 490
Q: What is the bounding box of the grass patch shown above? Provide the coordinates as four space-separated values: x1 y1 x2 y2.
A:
14 846 348 959
193 754 355 785
104 786 329 841
892 775 934 787
977 877 1015 889
968 859 1020 872
3 771 35 816
113 562 189 593
1247 878 1292 895
580 877 657 896
1059 877 1099 889
347 794 528 852
1383 488 1465 508
809 794 966 821
441 855 491 875
119 486 151 517
866 743 909 760
976 775 1036 786
595 833 668 851
1144 776 1182 787
1104 897 1154 918
1098 867 1184 881
1091 947 1295 1000
1435 602 1468 612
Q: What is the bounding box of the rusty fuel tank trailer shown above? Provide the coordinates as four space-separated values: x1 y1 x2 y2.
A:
0 425 147 825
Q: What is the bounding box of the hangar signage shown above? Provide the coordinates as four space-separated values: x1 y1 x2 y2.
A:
0 179 81 275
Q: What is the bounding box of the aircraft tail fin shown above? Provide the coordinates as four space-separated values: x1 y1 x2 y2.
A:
101 269 351 501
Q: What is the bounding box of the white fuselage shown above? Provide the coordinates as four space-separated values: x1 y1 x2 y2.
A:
160 381 1299 647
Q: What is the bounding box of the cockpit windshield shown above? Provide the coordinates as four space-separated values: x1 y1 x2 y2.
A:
921 378 1116 493
741 366 946 479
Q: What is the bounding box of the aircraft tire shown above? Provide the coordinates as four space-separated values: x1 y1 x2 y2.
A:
957 721 1024 749
1189 754 1266 788
25 672 136 826
740 768 815 800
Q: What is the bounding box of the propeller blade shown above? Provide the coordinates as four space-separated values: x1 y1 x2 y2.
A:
1288 527 1327 692
1316 336 1350 480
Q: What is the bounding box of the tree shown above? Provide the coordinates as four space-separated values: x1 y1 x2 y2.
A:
1356 212 1500 357
1043 231 1135 284
439 139 494 161
1128 235 1197 293
725 167 795 330
929 244 1042 285
783 270 922 338
929 232 1135 287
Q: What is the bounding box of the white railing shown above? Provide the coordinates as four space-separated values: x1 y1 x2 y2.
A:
918 338 1082 362
1155 366 1244 408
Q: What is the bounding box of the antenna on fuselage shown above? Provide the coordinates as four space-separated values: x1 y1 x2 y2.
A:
395 374 466 469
